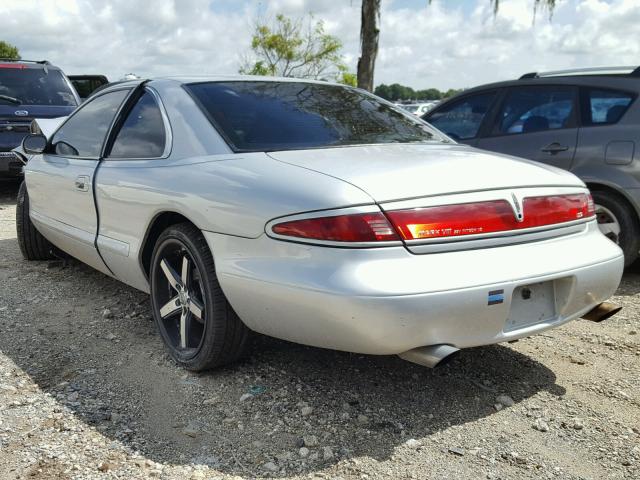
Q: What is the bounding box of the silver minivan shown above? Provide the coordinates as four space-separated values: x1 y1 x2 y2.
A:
424 66 640 266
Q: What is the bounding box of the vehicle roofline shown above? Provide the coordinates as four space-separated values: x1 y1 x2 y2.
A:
152 75 350 88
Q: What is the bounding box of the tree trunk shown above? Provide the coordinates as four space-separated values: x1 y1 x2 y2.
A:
357 0 380 92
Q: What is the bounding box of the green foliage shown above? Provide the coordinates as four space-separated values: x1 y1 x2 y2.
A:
0 41 20 60
240 13 351 82
338 71 358 87
374 83 463 101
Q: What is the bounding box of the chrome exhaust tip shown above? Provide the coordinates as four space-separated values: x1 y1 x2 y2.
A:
581 301 622 323
398 344 460 368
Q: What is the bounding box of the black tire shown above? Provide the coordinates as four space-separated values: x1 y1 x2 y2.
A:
150 222 249 371
16 181 55 261
592 190 640 267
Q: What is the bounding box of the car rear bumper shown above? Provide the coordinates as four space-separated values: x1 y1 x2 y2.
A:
204 221 624 355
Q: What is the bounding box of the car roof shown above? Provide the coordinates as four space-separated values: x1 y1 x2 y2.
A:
453 73 640 99
0 59 62 70
154 75 349 87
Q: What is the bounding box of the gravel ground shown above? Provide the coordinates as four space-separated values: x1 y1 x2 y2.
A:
0 180 638 480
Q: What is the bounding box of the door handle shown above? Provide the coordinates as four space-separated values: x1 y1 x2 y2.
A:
75 175 90 192
540 142 569 154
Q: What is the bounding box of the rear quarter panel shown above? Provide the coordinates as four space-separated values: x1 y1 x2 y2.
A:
95 154 374 291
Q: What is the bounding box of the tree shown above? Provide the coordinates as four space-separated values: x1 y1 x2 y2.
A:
356 0 380 92
240 13 355 83
374 83 462 101
0 41 20 60
358 0 557 92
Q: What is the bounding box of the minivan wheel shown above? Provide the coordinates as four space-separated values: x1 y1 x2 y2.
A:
149 223 249 371
16 181 55 261
591 190 640 267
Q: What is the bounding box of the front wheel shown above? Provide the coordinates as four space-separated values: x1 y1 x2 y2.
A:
16 181 55 261
592 190 639 267
149 223 249 371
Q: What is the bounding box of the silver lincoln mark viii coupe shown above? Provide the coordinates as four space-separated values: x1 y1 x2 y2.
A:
17 77 624 371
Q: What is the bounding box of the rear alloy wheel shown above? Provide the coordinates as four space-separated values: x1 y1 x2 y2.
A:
591 190 640 267
150 223 249 370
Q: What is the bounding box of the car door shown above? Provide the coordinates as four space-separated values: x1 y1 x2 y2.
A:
25 88 131 274
475 85 578 170
424 91 498 147
93 87 170 290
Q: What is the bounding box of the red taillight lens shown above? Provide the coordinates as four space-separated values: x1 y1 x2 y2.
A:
522 194 595 228
0 64 26 69
386 193 595 241
272 212 400 242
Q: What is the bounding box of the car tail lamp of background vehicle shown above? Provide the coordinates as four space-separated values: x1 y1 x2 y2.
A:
271 193 595 243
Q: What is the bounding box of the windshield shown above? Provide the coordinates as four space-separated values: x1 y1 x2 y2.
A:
403 105 419 113
0 68 77 106
185 81 444 152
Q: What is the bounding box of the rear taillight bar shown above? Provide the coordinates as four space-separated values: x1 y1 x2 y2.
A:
269 193 594 245
386 193 595 241
272 212 400 243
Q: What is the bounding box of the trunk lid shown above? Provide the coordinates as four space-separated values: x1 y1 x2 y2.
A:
267 143 583 203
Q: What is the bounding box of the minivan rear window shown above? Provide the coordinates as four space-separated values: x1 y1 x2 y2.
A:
0 68 77 107
185 81 443 152
583 88 634 125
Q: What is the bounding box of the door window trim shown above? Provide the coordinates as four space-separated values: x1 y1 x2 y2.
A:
45 86 135 161
103 86 173 161
485 84 579 139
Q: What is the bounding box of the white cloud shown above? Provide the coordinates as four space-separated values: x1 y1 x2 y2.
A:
0 0 637 89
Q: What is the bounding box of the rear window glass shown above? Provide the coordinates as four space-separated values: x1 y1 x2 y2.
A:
185 81 443 152
0 67 77 106
584 89 634 125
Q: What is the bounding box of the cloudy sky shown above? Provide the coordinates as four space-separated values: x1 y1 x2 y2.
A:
2 0 638 90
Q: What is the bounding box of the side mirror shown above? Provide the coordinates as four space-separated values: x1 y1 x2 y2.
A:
22 134 48 155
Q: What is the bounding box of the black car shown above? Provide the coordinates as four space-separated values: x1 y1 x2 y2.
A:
0 59 79 177
68 75 109 100
424 66 640 266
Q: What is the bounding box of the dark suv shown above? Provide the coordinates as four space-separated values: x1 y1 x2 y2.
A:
424 67 640 266
0 59 79 177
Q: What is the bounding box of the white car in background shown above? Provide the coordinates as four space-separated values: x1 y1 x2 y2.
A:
400 102 438 116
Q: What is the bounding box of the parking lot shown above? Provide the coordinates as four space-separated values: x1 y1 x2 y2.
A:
0 180 637 479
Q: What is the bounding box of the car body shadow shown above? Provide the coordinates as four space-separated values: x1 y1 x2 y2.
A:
0 236 568 477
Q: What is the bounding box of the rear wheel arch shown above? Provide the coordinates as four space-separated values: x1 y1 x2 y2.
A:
586 182 640 266
586 182 640 220
140 212 202 278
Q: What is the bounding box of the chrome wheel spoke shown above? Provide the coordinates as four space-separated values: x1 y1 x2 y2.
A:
179 310 188 349
159 296 181 319
181 256 190 289
189 297 204 322
160 259 182 291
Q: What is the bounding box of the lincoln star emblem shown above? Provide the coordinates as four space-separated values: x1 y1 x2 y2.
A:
14 110 29 117
511 193 523 222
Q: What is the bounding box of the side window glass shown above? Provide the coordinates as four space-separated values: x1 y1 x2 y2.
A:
427 92 496 140
585 89 633 125
51 89 129 157
109 91 166 158
496 87 575 135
